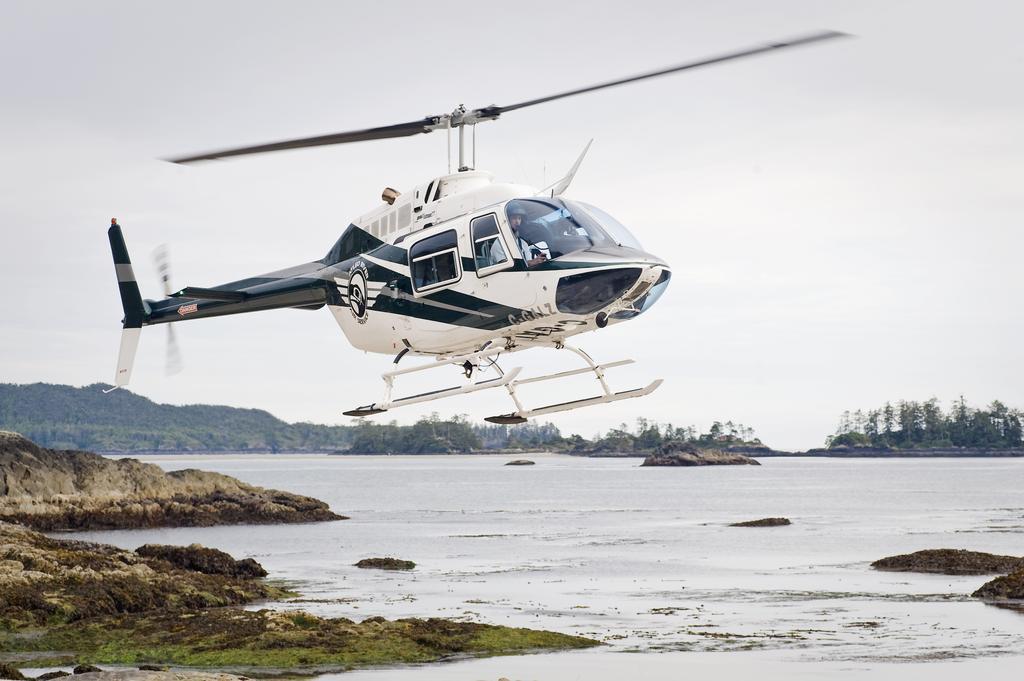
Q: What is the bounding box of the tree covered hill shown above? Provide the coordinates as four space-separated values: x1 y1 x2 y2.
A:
0 382 561 454
0 382 764 455
0 382 354 452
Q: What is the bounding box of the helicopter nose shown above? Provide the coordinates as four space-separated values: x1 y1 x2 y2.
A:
555 261 671 319
623 266 671 318
555 267 643 315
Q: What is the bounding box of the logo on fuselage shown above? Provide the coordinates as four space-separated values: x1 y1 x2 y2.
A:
348 263 369 323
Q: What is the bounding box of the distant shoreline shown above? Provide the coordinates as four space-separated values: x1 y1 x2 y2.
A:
99 448 1024 458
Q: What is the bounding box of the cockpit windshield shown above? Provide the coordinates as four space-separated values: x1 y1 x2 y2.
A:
569 201 643 251
505 198 618 265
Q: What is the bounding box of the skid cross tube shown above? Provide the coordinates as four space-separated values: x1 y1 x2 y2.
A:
486 344 663 424
343 346 517 417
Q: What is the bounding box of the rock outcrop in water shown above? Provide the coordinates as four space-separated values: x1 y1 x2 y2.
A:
641 441 760 467
355 557 416 570
972 568 1024 600
0 431 345 530
871 549 1024 575
730 517 791 527
0 523 597 673
134 544 267 578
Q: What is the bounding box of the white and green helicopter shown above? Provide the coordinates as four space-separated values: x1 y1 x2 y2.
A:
108 31 844 423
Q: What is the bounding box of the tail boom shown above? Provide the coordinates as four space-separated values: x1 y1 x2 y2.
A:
106 219 330 388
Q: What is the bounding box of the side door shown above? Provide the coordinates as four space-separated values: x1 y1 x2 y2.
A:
470 212 515 277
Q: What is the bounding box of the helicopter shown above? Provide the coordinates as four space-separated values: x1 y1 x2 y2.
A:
107 30 845 424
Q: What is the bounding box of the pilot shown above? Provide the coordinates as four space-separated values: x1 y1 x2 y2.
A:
507 204 548 267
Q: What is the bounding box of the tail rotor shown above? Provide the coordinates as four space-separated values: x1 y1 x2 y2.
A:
152 245 183 376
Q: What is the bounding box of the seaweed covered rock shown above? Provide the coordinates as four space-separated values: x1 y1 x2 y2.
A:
871 549 1024 575
730 517 791 527
0 522 282 628
72 666 102 675
0 664 26 680
0 431 345 530
0 609 599 672
76 674 240 681
135 544 267 578
355 557 416 570
972 568 1024 600
641 441 760 467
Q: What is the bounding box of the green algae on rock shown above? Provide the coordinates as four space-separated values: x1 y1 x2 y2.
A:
0 431 345 531
2 609 598 672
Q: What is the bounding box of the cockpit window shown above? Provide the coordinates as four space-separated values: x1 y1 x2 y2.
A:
569 201 643 250
504 198 615 266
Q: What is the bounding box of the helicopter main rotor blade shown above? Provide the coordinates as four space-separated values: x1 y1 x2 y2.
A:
168 116 443 164
472 30 848 119
166 31 845 164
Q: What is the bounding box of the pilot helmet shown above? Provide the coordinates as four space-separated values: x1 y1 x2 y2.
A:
507 202 528 218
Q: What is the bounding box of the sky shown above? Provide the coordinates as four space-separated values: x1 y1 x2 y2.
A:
1 1 1022 450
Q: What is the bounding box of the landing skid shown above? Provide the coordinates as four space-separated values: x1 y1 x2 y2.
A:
484 345 662 423
344 343 662 422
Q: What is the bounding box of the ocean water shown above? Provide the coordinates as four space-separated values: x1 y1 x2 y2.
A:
69 454 1024 680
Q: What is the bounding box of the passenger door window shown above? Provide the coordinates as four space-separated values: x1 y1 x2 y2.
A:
471 214 514 277
410 229 461 294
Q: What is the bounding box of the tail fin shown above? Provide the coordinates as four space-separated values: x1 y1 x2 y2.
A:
106 219 146 390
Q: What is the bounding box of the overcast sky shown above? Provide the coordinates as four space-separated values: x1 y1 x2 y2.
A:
1 1 1022 450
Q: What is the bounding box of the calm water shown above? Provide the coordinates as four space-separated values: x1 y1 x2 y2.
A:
68 454 1024 680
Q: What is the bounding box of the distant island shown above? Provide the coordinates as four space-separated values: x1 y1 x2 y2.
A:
827 398 1023 450
1 383 1021 457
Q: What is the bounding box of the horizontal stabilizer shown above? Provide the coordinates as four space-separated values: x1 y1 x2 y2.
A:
171 286 248 302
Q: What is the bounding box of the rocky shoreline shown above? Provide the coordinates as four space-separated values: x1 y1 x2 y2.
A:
0 523 598 673
0 432 345 530
0 431 598 675
1 669 256 681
